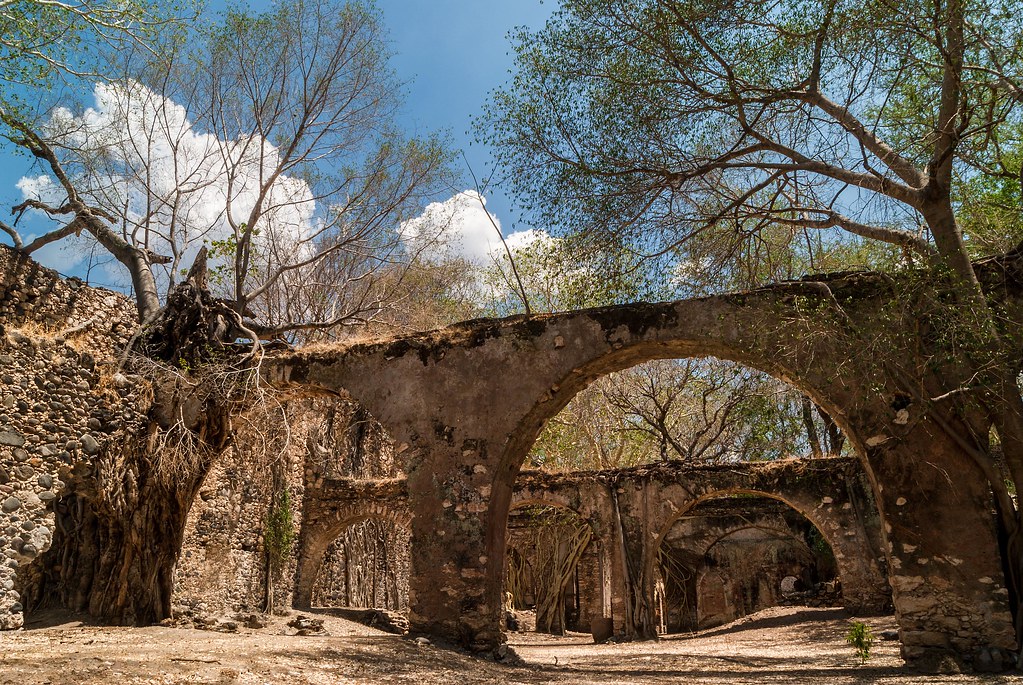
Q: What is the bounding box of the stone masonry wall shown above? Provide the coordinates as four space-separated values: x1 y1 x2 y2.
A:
174 394 403 617
0 245 144 629
0 246 404 625
174 403 315 616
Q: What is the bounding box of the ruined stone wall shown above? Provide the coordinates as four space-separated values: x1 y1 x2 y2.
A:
173 445 285 615
0 246 408 625
0 245 144 629
174 400 317 615
174 394 404 617
656 499 840 632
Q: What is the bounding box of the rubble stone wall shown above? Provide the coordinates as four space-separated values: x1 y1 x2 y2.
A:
0 245 142 629
174 395 406 618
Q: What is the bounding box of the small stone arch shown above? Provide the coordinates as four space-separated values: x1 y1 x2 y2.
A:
505 497 608 633
687 521 826 630
293 502 412 609
699 523 819 558
508 494 599 532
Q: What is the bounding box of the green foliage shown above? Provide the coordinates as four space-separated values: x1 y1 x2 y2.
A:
264 489 295 575
479 0 1023 290
846 621 875 662
0 0 181 112
957 143 1023 256
529 357 840 472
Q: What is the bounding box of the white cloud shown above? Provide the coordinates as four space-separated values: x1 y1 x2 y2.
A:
18 81 317 283
401 190 543 265
15 175 62 206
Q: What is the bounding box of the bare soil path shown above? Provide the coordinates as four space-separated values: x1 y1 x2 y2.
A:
0 606 1015 683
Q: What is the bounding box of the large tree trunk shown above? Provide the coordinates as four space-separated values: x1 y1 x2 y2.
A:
43 449 212 623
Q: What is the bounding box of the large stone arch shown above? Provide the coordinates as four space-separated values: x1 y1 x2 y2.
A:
270 278 1016 665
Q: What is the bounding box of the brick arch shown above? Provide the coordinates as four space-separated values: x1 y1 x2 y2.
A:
293 501 411 609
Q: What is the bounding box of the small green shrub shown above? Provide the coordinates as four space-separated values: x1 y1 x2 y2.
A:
846 621 875 662
264 489 295 575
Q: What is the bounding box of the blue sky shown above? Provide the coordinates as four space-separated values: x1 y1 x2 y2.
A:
377 0 554 227
0 0 556 277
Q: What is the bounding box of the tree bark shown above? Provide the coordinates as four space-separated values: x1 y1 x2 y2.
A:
42 456 210 623
802 395 824 459
30 266 239 624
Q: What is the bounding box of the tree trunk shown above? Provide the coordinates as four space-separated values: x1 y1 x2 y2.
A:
39 437 214 624
31 262 241 624
801 395 824 459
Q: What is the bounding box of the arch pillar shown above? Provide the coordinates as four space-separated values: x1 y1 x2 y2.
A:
293 533 328 609
404 445 504 651
272 290 1021 666
863 416 1017 664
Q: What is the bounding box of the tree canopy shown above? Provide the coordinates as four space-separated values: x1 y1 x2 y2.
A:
480 0 1023 642
1 0 454 339
0 0 171 99
481 0 1023 289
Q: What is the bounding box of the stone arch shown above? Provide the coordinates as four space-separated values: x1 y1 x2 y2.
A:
650 486 886 617
654 489 842 555
273 293 1016 662
293 502 411 609
667 515 826 632
699 523 819 558
481 347 873 644
505 497 607 633
484 349 873 637
508 495 598 532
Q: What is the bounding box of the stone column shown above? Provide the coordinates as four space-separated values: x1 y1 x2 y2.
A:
405 446 503 652
869 418 1016 669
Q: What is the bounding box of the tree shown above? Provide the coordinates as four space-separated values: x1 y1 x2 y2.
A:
482 0 1021 271
0 0 186 321
531 358 842 471
3 0 453 340
483 0 1023 643
0 0 170 99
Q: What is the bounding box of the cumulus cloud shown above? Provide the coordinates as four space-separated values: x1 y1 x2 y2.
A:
17 81 317 280
401 190 542 265
398 190 584 311
15 175 62 206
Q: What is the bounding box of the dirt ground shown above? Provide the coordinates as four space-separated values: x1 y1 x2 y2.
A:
0 606 1017 684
